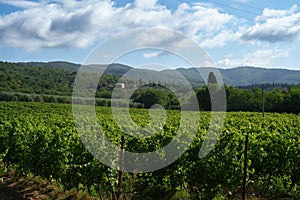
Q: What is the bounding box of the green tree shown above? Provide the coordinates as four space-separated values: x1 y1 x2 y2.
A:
134 88 169 108
195 86 211 111
208 72 217 84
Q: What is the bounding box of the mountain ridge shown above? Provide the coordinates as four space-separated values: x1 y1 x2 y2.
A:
2 61 300 86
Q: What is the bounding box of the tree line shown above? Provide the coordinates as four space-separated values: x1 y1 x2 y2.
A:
196 84 300 113
131 82 300 113
0 61 299 113
3 82 299 113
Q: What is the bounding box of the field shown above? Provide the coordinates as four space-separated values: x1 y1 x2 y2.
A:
0 101 299 199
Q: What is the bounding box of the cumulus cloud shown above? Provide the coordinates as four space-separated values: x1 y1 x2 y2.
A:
241 5 300 42
256 5 298 21
172 3 233 36
143 50 163 58
0 0 122 49
0 0 39 8
200 30 239 48
134 0 158 9
0 0 235 50
1 0 299 53
216 47 290 68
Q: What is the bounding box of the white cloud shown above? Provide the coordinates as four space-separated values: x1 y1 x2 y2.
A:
2 0 299 54
134 0 158 9
256 5 298 21
0 0 39 8
216 47 290 68
143 51 163 58
241 5 300 42
200 30 239 48
0 0 236 50
172 3 233 35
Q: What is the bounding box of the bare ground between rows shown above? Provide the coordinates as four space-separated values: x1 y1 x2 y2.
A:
0 172 69 200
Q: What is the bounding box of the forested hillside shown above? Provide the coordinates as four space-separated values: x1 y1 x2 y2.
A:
0 61 299 113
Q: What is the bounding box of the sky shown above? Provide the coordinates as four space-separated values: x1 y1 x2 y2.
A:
0 0 300 70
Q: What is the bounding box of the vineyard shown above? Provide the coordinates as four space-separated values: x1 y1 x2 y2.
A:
0 101 299 199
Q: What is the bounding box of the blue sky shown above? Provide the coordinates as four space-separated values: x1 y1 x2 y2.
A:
0 0 300 70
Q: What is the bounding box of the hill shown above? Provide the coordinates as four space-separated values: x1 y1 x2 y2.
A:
220 66 300 86
1 61 299 112
81 64 300 87
0 61 299 97
163 66 300 86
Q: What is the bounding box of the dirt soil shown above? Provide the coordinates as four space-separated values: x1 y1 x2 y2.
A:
0 173 28 200
0 172 96 200
0 172 51 200
0 183 27 200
